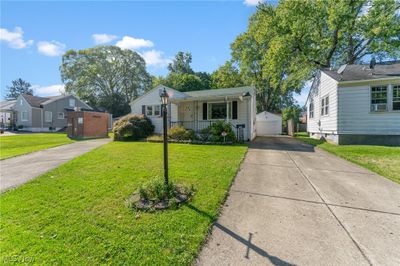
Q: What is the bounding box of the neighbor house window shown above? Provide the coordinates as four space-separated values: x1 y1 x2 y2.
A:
393 85 400 111
58 112 65 119
309 100 314 119
371 86 387 112
69 98 76 107
321 96 329 116
208 102 232 120
45 111 52 122
21 111 28 121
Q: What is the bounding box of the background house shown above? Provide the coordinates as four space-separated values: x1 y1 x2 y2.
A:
131 85 257 141
13 94 92 132
306 61 400 145
0 100 17 130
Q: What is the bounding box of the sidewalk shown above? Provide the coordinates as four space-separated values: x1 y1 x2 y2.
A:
0 138 111 193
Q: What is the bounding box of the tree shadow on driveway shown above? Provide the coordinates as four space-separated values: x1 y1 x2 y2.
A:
188 204 296 266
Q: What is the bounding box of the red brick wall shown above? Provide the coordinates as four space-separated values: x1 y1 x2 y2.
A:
83 112 109 138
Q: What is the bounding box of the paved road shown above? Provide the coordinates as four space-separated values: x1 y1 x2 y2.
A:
0 138 111 193
197 136 400 266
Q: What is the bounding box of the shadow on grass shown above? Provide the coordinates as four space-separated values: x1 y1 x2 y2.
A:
187 204 296 266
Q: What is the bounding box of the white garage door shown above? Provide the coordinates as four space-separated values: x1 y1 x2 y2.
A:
256 121 282 136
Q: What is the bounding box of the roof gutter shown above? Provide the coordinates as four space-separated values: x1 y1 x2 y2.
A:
337 76 400 86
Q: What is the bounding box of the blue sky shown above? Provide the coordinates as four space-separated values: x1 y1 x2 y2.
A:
0 0 308 105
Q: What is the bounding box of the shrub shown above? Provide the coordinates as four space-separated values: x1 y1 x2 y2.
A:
17 125 23 130
168 126 195 141
207 121 236 142
113 114 154 141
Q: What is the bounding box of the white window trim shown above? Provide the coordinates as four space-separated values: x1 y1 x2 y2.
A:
309 100 314 119
320 95 329 117
21 111 28 121
69 98 76 108
58 112 65 119
370 85 389 112
45 111 52 123
392 84 400 112
207 101 232 120
146 105 162 117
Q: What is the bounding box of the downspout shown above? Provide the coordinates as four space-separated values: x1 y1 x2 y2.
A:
41 108 43 132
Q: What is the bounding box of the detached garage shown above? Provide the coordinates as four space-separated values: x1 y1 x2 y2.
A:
256 111 282 136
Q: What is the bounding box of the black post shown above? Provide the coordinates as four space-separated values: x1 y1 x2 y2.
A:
162 103 169 188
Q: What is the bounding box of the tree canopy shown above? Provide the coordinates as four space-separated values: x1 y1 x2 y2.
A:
60 46 151 117
211 61 245 89
152 52 212 91
228 0 399 112
6 78 33 99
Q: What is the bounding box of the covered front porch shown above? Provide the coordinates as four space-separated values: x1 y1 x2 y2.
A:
169 92 255 140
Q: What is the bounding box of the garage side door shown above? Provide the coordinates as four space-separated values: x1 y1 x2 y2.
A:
256 121 282 136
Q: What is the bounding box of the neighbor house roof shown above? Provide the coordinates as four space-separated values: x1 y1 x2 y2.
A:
0 100 16 111
322 61 400 82
22 94 50 108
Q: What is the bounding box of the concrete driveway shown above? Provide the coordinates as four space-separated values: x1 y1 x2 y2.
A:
0 138 111 193
197 136 400 266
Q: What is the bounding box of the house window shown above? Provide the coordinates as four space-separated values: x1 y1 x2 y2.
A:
58 112 65 119
371 86 387 112
21 111 28 121
145 105 161 116
154 105 161 116
321 96 329 116
309 100 314 119
146 105 153 116
69 98 76 107
208 102 232 120
45 111 52 122
393 85 400 111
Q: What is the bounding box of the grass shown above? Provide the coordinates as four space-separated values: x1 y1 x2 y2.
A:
0 142 247 265
295 132 400 184
0 133 75 160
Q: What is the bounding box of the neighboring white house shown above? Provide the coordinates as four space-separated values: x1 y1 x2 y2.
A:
306 61 400 145
255 111 282 136
131 85 257 141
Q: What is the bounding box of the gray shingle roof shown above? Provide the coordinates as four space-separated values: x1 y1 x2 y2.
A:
22 94 50 108
0 100 16 110
322 62 400 82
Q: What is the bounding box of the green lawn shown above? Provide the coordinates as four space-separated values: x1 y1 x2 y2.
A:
0 142 247 265
295 133 400 184
0 133 75 160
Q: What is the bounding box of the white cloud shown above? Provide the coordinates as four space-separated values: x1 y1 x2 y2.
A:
116 36 154 50
244 0 264 6
92 33 117 44
37 41 66 56
32 84 65 96
0 27 33 49
141 50 172 67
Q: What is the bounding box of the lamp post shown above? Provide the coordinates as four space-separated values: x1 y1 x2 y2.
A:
160 88 169 189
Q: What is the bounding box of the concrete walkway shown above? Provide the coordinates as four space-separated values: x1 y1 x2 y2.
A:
0 138 111 193
197 136 400 266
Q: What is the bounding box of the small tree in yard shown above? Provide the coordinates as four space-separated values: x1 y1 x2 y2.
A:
282 106 301 129
113 114 154 141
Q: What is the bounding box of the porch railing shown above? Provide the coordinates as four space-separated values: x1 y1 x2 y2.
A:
170 120 217 132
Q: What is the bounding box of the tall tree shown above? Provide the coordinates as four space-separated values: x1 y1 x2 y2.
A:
167 51 194 74
6 78 33 99
211 61 245 89
154 52 212 91
60 46 151 117
261 0 400 90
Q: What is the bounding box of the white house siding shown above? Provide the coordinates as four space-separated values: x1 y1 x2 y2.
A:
307 71 339 142
338 81 400 135
130 87 182 134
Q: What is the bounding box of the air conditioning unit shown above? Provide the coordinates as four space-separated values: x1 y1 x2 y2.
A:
371 104 387 112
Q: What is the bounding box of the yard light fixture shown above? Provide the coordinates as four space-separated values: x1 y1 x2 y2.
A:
160 87 169 190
